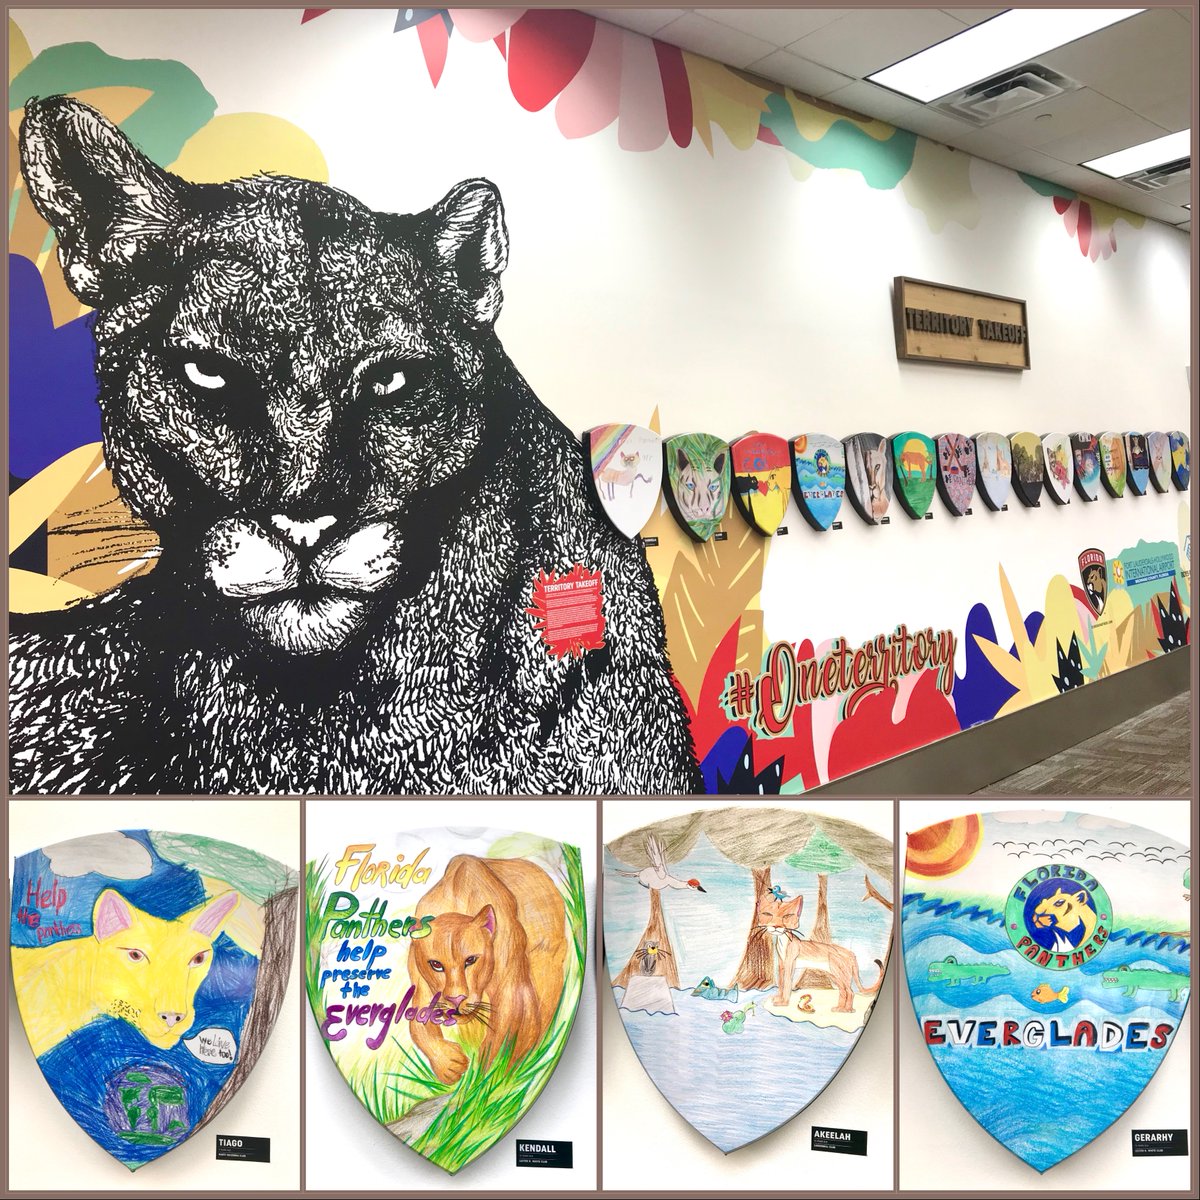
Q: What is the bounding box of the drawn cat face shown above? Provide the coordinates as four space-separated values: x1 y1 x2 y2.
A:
20 96 513 656
92 888 238 1048
620 451 640 469
754 892 803 936
410 905 496 1017
676 448 726 518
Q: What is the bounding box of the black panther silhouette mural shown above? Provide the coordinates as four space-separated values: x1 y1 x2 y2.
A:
9 96 701 795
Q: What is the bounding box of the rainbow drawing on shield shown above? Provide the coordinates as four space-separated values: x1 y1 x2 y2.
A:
585 423 662 538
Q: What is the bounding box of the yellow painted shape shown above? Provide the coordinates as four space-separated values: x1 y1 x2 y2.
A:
11 890 240 1058
9 568 94 613
685 53 770 154
783 87 895 143
9 18 31 81
9 443 104 554
900 138 981 233
169 112 329 184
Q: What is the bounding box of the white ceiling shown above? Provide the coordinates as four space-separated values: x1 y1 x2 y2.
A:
580 7 1193 232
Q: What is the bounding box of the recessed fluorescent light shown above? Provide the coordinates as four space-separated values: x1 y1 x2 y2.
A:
867 9 1143 104
1082 129 1191 177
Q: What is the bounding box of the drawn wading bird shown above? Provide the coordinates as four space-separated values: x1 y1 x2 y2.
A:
620 834 706 892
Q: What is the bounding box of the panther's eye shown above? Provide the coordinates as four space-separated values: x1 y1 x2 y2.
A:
428 959 444 973
182 359 227 391
464 955 479 967
123 948 147 963
373 370 406 397
189 950 210 968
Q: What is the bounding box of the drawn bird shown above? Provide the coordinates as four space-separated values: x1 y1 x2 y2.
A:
768 885 788 902
621 834 706 892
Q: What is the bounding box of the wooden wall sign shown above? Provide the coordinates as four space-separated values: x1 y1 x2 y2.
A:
1009 432 1043 507
1147 432 1172 493
974 433 1012 511
893 277 1030 371
1124 432 1150 496
1070 433 1101 502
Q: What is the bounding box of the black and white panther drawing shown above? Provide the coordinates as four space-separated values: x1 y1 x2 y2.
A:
9 95 702 795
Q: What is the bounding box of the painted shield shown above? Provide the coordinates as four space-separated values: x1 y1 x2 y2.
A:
935 433 976 516
974 432 1012 511
305 827 585 1174
843 432 893 524
1098 431 1127 498
1041 433 1073 505
1169 430 1190 490
1069 432 1101 502
663 433 731 542
10 831 297 1168
605 807 893 1152
1078 548 1107 616
1009 432 1044 508
729 432 791 536
892 432 937 519
585 423 662 538
1147 431 1172 493
1124 432 1150 495
791 433 846 531
903 809 1191 1172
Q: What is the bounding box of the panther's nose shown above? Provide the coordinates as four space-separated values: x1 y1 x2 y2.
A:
271 513 337 549
158 1011 186 1028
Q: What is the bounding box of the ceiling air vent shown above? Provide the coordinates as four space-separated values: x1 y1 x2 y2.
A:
933 63 1079 125
1123 157 1191 192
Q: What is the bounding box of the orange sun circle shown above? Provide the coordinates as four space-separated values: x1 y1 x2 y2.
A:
906 814 982 878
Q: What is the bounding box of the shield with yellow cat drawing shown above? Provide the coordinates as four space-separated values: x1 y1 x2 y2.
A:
603 805 893 1151
305 827 586 1174
902 809 1192 1173
10 830 298 1168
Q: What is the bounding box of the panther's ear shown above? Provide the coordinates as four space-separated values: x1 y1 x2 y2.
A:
19 94 186 306
428 179 509 325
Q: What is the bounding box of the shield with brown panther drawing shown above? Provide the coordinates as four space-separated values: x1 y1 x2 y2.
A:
1078 548 1107 617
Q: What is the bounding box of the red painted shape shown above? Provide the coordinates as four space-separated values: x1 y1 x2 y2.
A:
826 669 960 779
495 32 507 59
417 14 450 87
654 39 692 148
758 125 781 145
301 8 329 24
1052 195 1071 215
1076 200 1092 257
750 637 821 791
507 9 596 113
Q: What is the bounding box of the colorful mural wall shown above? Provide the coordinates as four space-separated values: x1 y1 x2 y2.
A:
7 8 1191 794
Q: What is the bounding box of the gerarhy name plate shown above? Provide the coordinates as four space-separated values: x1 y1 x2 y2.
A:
894 277 1030 371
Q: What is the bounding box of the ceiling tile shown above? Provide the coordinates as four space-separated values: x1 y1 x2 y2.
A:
580 8 685 38
1136 95 1193 134
1034 110 1179 169
981 87 1158 151
821 79 977 144
786 9 966 78
652 11 776 68
993 144 1083 181
940 8 1005 25
1175 6 1192 20
745 49 853 98
703 8 846 46
1038 10 1191 121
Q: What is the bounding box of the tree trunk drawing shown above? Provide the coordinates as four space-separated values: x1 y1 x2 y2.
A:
863 874 893 910
613 888 679 989
193 884 298 1133
731 867 774 989
797 873 835 989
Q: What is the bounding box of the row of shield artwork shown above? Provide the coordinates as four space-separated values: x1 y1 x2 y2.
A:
13 812 1189 1175
585 424 1192 540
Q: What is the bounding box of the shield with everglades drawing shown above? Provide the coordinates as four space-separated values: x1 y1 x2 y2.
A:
903 809 1191 1173
10 830 297 1169
305 826 586 1174
604 806 893 1152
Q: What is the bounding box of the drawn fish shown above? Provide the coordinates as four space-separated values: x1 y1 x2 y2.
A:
1031 983 1069 1004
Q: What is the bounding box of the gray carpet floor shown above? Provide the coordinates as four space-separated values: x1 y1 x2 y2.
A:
975 692 1191 795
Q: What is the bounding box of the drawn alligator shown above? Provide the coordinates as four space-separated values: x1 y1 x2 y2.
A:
1100 964 1190 1001
926 955 1011 986
691 976 738 1002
